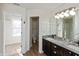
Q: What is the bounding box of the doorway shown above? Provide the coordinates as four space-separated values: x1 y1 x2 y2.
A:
30 16 39 54
4 15 22 56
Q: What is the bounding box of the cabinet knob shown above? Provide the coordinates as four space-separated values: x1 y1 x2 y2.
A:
69 52 71 54
53 51 56 54
54 46 57 48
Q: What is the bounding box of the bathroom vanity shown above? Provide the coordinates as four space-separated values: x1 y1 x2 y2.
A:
45 7 79 56
42 36 79 56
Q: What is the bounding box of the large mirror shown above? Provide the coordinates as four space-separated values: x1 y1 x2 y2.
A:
56 16 74 41
63 17 74 40
49 8 79 42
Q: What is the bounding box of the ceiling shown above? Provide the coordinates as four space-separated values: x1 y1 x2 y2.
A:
18 3 79 9
14 3 79 13
19 3 64 9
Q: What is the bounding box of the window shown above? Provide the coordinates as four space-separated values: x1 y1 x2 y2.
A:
12 19 21 36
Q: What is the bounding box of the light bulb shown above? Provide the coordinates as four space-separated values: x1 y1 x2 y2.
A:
64 12 69 17
66 10 69 12
59 14 64 18
55 15 60 19
69 10 76 16
59 12 64 18
71 8 75 11
64 10 69 17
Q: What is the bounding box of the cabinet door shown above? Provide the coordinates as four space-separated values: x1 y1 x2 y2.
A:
64 49 79 56
43 39 50 56
50 42 64 56
56 46 64 56
50 42 57 56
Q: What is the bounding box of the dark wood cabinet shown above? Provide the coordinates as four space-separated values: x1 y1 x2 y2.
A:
63 49 79 56
43 39 50 56
43 39 79 56
50 42 65 56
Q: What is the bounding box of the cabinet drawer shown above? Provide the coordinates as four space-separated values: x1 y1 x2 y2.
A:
51 43 62 50
51 50 57 56
64 49 79 56
51 43 58 50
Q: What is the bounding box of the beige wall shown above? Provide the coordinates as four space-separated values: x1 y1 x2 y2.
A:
0 4 4 56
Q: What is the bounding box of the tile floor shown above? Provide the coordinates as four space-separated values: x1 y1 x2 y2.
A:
5 43 22 56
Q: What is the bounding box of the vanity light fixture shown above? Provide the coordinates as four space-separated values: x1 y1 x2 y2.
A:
54 7 76 19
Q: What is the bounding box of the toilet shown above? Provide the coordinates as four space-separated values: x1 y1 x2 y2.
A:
32 35 36 43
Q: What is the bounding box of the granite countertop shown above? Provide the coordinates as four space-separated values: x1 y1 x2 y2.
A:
43 36 79 55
